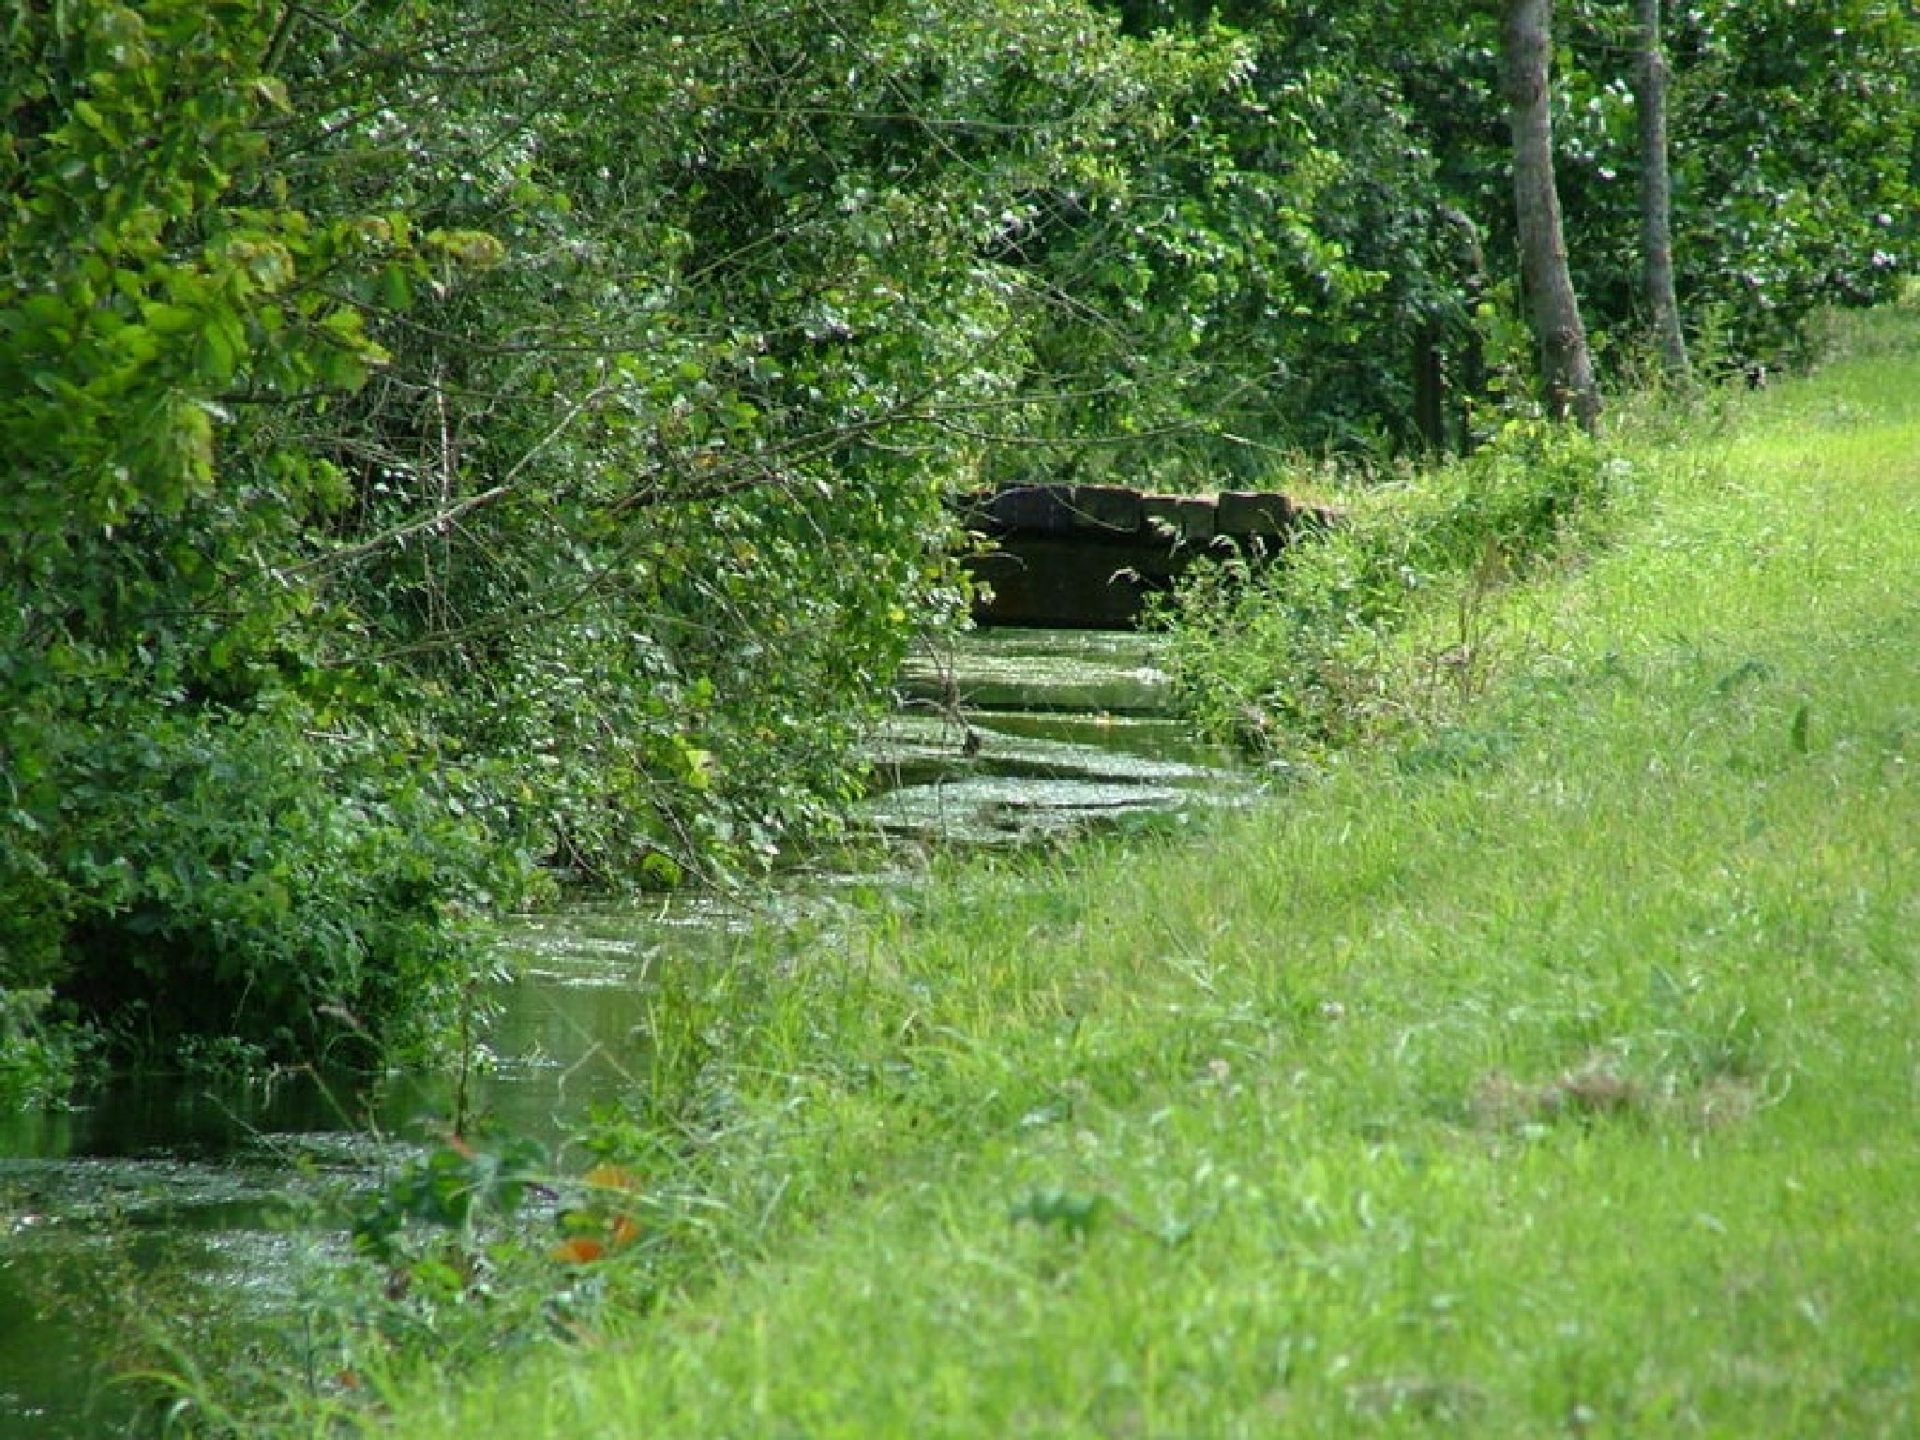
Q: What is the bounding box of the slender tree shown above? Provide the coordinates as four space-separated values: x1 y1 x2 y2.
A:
1500 0 1602 430
1632 0 1690 379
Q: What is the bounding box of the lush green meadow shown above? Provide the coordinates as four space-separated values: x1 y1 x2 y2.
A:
378 317 1919 1437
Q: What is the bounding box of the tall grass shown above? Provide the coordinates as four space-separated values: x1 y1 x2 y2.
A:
372 310 1919 1437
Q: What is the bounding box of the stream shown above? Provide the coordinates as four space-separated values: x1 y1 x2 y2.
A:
0 629 1246 1437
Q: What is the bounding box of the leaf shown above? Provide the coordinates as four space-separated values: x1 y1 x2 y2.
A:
550 1237 605 1265
639 851 684 889
248 76 292 113
583 1163 644 1193
1010 1187 1107 1237
427 228 506 267
380 263 413 311
195 323 239 384
139 301 198 335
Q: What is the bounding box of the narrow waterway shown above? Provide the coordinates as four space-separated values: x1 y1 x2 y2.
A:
0 629 1245 1437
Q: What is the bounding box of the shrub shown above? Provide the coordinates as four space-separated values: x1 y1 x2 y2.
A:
6 698 532 1071
0 988 93 1108
1163 419 1622 755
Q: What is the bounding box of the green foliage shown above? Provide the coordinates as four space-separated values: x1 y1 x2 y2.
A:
1163 419 1621 754
0 988 94 1108
349 1134 549 1267
354 320 1919 1439
1121 0 1916 412
43 704 525 1065
0 0 508 1069
255 0 1218 870
99 1132 650 1435
1547 0 1919 371
2 0 1913 1083
0 0 392 549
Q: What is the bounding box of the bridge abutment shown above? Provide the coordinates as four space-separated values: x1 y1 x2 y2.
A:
959 484 1334 629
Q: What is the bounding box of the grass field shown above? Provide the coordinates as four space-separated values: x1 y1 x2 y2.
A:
377 312 1919 1438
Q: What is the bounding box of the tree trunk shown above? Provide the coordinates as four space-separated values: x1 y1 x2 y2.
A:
1500 0 1602 431
1632 0 1691 379
1412 320 1446 452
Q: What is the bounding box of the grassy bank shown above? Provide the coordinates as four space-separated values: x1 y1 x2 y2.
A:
376 313 1919 1437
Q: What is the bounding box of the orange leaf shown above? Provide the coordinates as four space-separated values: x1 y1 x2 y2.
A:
610 1214 642 1248
549 1237 605 1265
583 1163 643 1193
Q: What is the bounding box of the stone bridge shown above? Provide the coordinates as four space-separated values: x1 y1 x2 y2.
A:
958 484 1336 629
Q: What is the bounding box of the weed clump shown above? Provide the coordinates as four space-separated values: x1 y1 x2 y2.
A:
1468 1053 1764 1134
1162 418 1623 757
1469 1055 1648 1131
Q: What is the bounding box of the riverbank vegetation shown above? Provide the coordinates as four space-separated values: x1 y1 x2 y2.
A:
3 0 1914 1082
116 303 1914 1436
1160 415 1623 758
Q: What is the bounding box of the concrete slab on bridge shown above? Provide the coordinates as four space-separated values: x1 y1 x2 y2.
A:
958 484 1335 629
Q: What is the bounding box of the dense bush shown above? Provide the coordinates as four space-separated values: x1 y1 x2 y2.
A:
0 0 1265 1068
46 703 531 1065
0 0 492 1067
